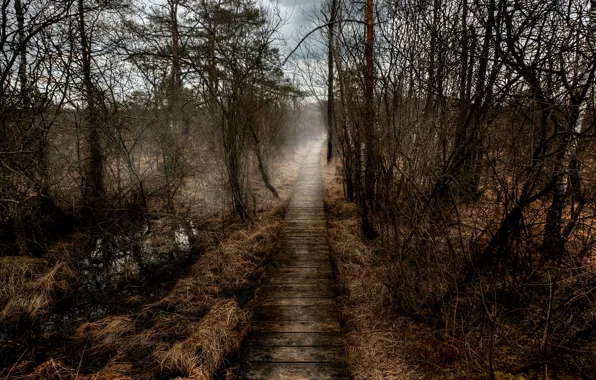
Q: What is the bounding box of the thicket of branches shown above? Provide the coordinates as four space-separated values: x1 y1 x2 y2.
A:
320 0 596 376
0 0 305 254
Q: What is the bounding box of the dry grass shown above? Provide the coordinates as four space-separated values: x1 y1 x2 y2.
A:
322 150 420 379
155 220 281 314
1 258 76 320
76 316 137 353
20 213 283 379
0 256 47 301
22 359 77 380
69 214 283 378
157 299 249 378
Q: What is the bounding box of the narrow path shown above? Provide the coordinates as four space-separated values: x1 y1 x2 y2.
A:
239 141 349 379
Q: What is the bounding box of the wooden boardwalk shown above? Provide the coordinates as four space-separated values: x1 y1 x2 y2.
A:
239 141 349 379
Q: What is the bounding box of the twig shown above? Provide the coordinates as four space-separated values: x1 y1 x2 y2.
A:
5 348 28 379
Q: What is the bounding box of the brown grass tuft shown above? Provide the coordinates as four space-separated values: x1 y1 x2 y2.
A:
155 220 280 314
0 256 47 301
23 359 76 379
87 360 134 380
2 260 76 320
157 299 249 378
77 316 136 353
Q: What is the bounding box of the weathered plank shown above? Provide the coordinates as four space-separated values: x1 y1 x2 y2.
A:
276 247 330 254
259 298 336 306
266 267 333 277
258 283 335 293
241 363 349 379
258 289 334 299
262 275 332 285
268 260 331 269
243 346 346 363
253 304 339 322
244 332 343 347
270 252 330 260
250 321 342 333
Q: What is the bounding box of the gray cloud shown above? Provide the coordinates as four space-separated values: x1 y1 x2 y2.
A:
278 0 319 7
266 0 323 41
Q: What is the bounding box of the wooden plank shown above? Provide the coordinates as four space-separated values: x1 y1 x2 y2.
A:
277 247 330 253
281 230 327 234
280 233 328 238
262 276 333 285
266 267 333 277
269 256 329 262
281 225 327 229
242 346 346 363
244 332 343 347
271 253 329 260
279 238 329 243
276 245 329 250
253 304 338 322
268 260 331 269
276 250 330 256
259 289 334 299
274 248 330 255
283 222 326 226
241 363 349 379
283 211 325 215
259 283 335 293
263 270 332 282
283 213 326 217
259 298 336 306
250 320 341 333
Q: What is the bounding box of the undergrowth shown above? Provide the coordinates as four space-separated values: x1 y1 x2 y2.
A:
1 143 313 379
322 152 419 379
323 149 595 379
2 215 282 379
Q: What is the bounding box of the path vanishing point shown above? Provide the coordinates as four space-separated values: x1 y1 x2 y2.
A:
239 141 350 379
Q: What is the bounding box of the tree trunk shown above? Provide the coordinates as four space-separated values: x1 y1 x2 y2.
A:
542 109 584 260
162 0 184 212
78 0 103 211
15 0 27 101
169 0 182 135
542 1 594 260
335 11 355 201
255 146 279 198
362 0 377 238
424 0 438 112
458 0 469 104
326 0 337 163
224 101 249 221
250 97 279 199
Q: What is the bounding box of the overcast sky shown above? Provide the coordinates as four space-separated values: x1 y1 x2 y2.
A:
260 0 328 96
263 0 326 57
260 0 327 101
261 0 313 37
277 0 320 39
